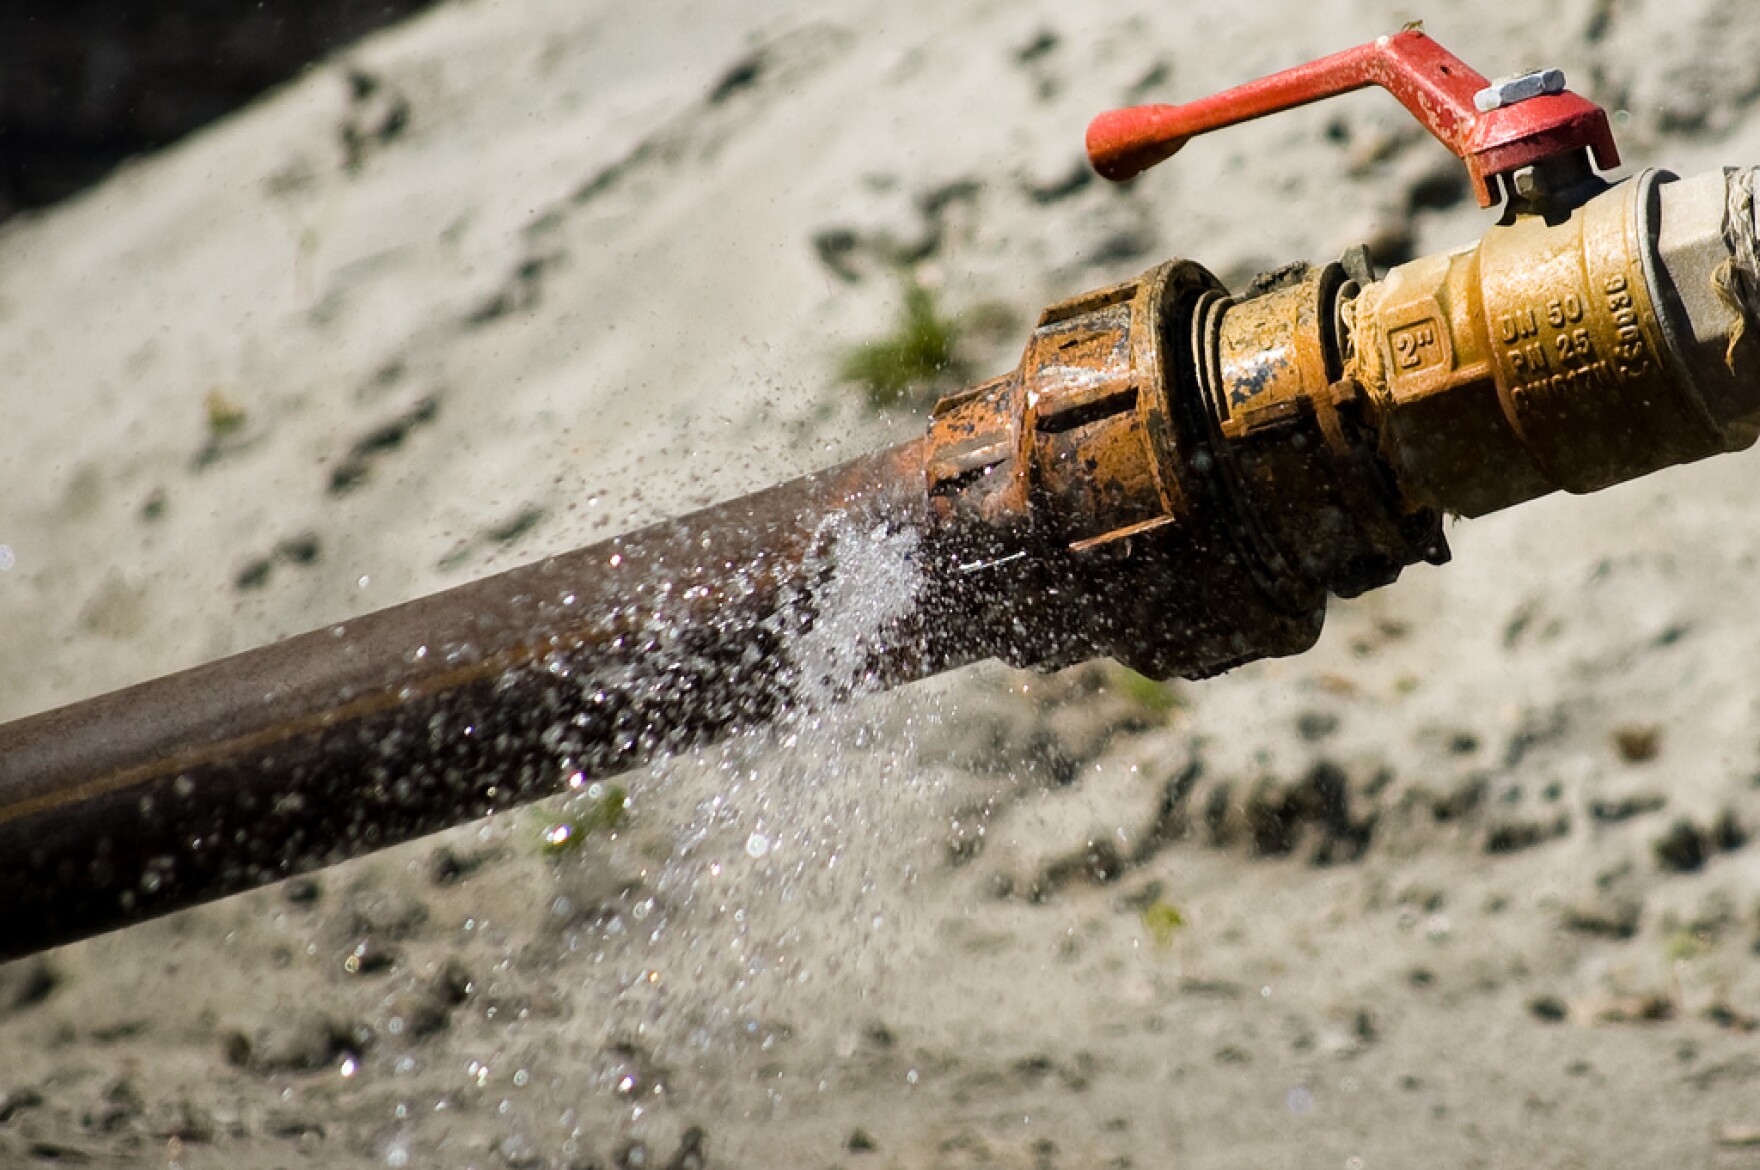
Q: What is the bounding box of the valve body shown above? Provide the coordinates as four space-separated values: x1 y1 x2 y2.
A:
1355 169 1760 515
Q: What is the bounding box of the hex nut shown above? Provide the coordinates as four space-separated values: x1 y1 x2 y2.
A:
1473 68 1566 113
1653 169 1758 437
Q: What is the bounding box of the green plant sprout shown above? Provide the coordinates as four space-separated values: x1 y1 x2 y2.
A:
839 280 968 410
536 784 628 857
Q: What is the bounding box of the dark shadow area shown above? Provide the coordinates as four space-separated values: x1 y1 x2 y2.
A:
0 1 439 223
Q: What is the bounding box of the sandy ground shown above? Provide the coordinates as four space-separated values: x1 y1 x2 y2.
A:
3 0 1760 1166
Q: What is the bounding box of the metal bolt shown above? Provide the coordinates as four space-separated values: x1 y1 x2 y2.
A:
1511 167 1547 201
1473 68 1566 113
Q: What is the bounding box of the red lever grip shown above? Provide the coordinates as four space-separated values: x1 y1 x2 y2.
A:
1086 29 1618 208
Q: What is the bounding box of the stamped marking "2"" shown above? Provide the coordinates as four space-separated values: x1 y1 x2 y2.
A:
1389 318 1446 373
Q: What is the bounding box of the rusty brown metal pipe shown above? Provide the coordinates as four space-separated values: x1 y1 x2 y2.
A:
5 165 1760 960
0 443 1007 958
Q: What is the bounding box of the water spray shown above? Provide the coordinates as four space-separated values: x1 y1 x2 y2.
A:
5 29 1759 958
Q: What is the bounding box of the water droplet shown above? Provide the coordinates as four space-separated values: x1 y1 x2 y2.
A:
745 833 771 859
340 1056 359 1078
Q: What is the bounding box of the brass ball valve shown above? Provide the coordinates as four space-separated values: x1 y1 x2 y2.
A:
927 26 1760 680
2 29 1757 958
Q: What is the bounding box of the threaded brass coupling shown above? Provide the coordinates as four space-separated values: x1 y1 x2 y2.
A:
921 167 1760 680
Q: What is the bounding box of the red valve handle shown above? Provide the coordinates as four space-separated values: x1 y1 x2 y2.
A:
1086 29 1619 208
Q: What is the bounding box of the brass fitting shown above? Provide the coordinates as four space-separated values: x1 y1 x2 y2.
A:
921 167 1760 680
